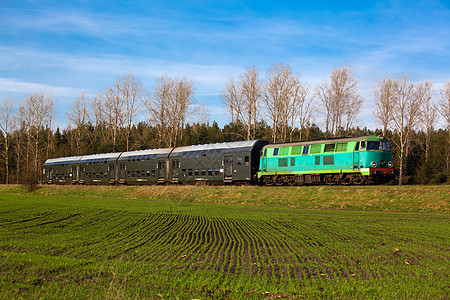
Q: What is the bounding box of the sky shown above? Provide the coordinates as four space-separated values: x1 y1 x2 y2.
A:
1 0 449 130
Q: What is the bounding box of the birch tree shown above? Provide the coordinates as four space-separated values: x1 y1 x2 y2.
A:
389 75 425 185
417 81 437 162
146 75 195 147
0 97 14 184
263 63 297 143
115 73 144 151
439 81 450 174
373 76 396 136
222 67 262 140
67 92 89 156
316 67 363 137
18 92 54 181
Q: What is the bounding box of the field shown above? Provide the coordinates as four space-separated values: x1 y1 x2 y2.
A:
0 185 448 299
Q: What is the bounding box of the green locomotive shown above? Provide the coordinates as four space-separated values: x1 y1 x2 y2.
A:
258 135 394 185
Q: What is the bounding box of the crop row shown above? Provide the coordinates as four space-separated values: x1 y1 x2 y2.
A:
2 209 447 284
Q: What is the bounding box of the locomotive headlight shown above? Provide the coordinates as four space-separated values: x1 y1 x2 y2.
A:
371 161 377 168
388 161 393 168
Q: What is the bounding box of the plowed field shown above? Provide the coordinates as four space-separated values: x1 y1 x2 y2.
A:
0 186 448 298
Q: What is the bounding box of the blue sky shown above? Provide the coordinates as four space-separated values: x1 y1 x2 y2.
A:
1 0 449 129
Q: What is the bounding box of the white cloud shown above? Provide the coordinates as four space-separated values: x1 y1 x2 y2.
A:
0 77 83 96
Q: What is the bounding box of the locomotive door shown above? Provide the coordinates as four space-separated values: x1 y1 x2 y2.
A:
223 156 233 181
261 156 267 172
353 141 360 169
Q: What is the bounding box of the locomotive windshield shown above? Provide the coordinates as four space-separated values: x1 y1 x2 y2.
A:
366 140 391 151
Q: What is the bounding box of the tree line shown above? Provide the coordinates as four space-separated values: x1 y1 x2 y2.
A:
0 65 449 185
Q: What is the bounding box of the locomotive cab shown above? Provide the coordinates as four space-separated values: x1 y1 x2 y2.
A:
357 136 394 182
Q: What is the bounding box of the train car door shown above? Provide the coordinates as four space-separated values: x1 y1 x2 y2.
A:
157 160 166 183
108 163 115 183
223 156 233 182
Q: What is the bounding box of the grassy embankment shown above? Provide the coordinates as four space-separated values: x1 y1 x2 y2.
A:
0 184 448 299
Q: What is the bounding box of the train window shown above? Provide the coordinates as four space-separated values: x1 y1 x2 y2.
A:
188 169 193 176
278 158 288 167
142 171 146 177
273 148 279 156
360 141 366 150
315 156 320 165
302 145 309 155
367 141 381 151
279 147 289 156
382 141 391 151
324 144 335 153
215 168 220 175
208 168 213 176
245 156 250 166
336 142 348 152
182 169 187 176
195 169 199 176
172 160 180 169
147 171 151 177
310 144 321 154
237 157 243 165
151 170 156 177
201 169 206 176
195 153 200 158
158 161 165 169
355 141 360 151
263 149 267 157
291 146 302 155
132 171 135 177
291 157 295 166
136 172 140 178
323 155 334 165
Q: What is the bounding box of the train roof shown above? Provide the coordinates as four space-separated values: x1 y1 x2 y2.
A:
78 152 122 163
118 147 172 160
171 140 267 154
264 135 386 148
43 156 83 166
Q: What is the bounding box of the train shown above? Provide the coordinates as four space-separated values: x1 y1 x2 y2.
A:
43 135 395 185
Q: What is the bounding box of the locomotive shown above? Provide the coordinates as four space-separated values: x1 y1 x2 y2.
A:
43 135 395 185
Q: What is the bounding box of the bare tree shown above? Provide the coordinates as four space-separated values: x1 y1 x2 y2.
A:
316 67 363 137
389 75 425 185
439 81 450 174
115 73 144 151
241 67 262 140
104 85 124 151
373 76 396 136
292 80 315 141
263 63 297 143
222 67 262 140
417 81 437 162
146 75 196 147
0 97 14 184
67 92 89 156
146 75 171 147
18 92 54 181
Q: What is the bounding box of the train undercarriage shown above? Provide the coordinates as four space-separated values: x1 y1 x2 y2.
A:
260 172 393 186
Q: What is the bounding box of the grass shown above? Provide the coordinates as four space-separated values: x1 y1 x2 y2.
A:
0 184 448 298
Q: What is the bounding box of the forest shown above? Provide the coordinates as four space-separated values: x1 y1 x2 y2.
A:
0 64 449 185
